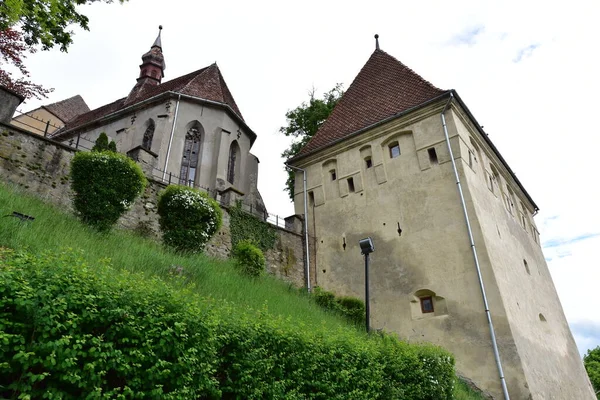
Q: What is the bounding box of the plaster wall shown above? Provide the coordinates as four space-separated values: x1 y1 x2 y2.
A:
11 108 63 136
57 97 263 211
449 109 596 399
292 100 592 399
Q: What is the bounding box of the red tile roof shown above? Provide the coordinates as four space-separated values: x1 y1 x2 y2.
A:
43 95 90 123
295 49 447 158
55 64 244 137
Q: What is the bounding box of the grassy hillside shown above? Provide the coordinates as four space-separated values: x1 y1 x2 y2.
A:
0 183 485 398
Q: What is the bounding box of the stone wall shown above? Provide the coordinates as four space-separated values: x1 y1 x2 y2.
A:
0 122 307 288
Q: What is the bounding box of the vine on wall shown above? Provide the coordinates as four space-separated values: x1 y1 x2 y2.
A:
229 201 277 252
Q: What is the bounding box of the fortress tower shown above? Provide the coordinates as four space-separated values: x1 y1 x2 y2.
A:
288 40 595 399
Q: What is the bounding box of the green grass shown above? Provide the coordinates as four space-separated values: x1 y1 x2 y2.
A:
0 182 486 399
453 378 489 399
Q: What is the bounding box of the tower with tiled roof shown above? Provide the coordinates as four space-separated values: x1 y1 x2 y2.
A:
288 37 595 399
51 28 266 218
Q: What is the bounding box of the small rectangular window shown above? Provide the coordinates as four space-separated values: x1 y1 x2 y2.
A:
308 191 315 207
389 143 400 159
428 148 438 165
420 296 434 313
330 169 336 181
347 177 355 193
365 157 372 168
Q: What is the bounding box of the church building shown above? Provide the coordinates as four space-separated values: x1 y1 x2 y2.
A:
288 37 595 399
51 27 266 214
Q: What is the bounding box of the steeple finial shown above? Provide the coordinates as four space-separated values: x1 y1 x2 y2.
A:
375 34 380 50
152 25 163 49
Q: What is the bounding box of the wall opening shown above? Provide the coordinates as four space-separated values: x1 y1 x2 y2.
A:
308 191 315 207
330 169 337 181
411 289 448 319
524 259 530 275
539 313 547 322
347 177 355 192
427 147 438 165
420 296 434 313
365 157 373 168
388 142 400 159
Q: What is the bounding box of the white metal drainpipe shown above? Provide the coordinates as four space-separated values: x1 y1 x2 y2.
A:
441 92 510 400
162 94 181 181
285 164 311 292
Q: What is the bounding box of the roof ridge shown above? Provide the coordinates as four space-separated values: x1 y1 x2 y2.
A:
295 48 446 158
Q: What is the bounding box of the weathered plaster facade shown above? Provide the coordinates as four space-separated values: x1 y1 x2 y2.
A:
291 99 594 399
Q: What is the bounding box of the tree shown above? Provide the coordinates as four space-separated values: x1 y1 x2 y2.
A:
91 132 117 152
0 28 51 100
584 346 600 398
1 0 127 51
280 84 343 199
0 0 127 99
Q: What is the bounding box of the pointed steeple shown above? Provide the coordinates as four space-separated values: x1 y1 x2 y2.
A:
125 26 166 104
137 26 166 85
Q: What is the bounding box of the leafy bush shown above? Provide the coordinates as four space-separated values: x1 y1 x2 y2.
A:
157 185 222 253
313 286 366 326
229 201 277 252
70 151 146 231
232 239 265 277
0 248 456 399
0 249 220 399
91 132 116 152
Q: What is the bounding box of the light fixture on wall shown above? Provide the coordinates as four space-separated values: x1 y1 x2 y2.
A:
359 237 374 333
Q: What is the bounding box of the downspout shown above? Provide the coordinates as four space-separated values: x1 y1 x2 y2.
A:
162 94 181 181
286 164 311 292
441 92 510 400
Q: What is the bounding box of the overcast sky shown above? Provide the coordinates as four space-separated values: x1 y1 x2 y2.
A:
16 0 600 356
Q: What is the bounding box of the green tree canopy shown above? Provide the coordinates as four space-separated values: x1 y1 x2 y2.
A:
280 84 343 199
584 346 600 398
1 0 127 52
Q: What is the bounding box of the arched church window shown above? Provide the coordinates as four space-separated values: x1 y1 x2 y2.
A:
227 141 240 184
179 124 202 186
142 119 155 150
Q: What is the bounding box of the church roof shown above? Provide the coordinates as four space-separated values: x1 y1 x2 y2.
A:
295 49 447 158
55 64 244 137
43 95 90 123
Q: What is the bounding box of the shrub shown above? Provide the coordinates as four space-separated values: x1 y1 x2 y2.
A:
91 132 117 152
157 185 222 253
232 239 265 277
312 286 366 326
70 151 146 231
0 249 457 400
0 250 221 399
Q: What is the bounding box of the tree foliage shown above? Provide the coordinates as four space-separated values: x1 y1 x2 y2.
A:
70 151 146 231
91 132 116 152
584 346 600 397
157 186 223 253
280 84 343 199
232 239 265 277
0 0 127 51
0 28 52 100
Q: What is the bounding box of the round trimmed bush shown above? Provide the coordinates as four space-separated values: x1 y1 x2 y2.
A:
70 151 146 231
232 239 265 277
157 185 223 253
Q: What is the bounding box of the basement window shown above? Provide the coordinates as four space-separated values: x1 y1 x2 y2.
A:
420 296 434 313
347 177 355 193
330 169 337 181
365 157 373 169
389 142 400 159
428 147 438 165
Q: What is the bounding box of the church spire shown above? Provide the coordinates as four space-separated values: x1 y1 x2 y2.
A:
137 26 165 85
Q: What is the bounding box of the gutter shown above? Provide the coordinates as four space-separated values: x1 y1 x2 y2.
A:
52 91 257 146
289 90 538 212
441 93 510 400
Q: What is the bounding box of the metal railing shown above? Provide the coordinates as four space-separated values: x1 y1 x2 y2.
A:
11 109 63 137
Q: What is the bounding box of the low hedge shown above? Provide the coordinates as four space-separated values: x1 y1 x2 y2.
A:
232 239 266 277
0 249 455 399
313 286 367 326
